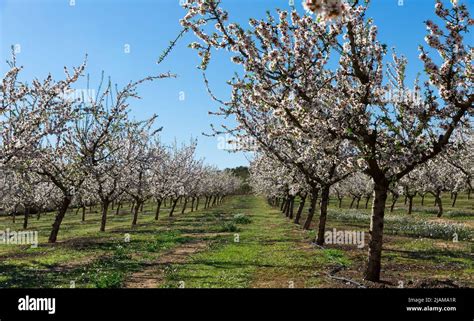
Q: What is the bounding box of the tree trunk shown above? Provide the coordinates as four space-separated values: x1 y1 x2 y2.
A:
315 186 330 246
285 197 292 218
82 206 86 222
365 183 389 282
285 197 291 217
281 198 286 214
195 197 199 211
407 196 414 215
100 201 110 232
280 198 285 211
390 194 398 213
349 197 355 209
356 197 361 209
451 193 457 207
23 206 29 230
155 199 162 220
436 191 443 217
338 197 342 208
169 198 179 217
181 197 188 214
303 187 318 230
421 194 425 206
365 196 370 209
132 201 141 226
288 197 295 219
49 195 73 243
116 202 121 215
190 197 195 212
294 194 306 224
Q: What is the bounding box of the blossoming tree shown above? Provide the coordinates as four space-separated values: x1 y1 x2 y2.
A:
181 0 473 281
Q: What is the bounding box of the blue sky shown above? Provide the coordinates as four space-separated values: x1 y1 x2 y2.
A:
0 0 471 169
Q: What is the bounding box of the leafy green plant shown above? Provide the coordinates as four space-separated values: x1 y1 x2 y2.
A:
90 269 124 288
328 209 370 223
146 231 191 252
394 221 472 241
233 213 251 224
322 249 351 267
445 210 474 218
411 207 441 215
113 245 129 260
220 222 239 232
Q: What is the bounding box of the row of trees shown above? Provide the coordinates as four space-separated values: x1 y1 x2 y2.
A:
250 138 471 215
180 0 473 281
346 129 473 216
250 127 472 218
0 53 241 243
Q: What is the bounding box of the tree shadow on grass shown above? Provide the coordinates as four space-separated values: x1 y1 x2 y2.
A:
385 248 473 265
0 263 66 288
0 253 147 288
161 260 319 288
177 259 315 270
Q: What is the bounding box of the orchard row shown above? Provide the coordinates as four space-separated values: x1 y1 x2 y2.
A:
0 54 240 243
180 0 473 282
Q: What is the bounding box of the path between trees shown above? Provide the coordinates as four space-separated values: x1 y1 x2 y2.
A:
123 196 340 288
123 240 210 288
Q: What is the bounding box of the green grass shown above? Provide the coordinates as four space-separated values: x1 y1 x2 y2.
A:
219 221 240 232
0 201 232 288
160 196 349 288
232 213 252 224
274 192 473 287
0 193 472 288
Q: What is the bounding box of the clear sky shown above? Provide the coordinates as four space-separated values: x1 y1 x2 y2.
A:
0 0 471 169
